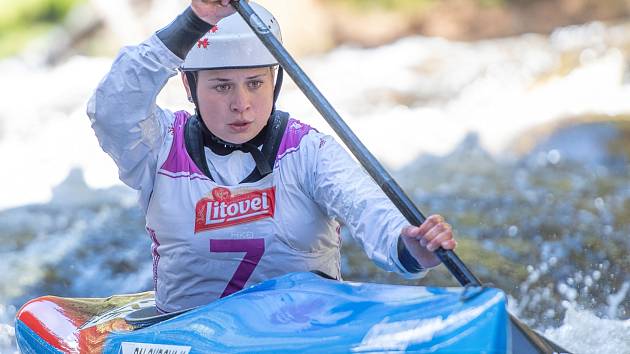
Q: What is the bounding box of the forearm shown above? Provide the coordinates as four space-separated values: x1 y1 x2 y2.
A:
308 135 427 278
87 33 182 192
88 5 210 150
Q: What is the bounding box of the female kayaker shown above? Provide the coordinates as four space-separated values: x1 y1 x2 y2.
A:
87 0 458 313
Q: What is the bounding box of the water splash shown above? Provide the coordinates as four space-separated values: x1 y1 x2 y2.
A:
546 304 630 354
607 281 630 320
0 304 17 354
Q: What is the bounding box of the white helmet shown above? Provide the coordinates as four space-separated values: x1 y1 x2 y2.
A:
181 2 282 71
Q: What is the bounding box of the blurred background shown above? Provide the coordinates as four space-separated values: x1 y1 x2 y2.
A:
1 0 630 353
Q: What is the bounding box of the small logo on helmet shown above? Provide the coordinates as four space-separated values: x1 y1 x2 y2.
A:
197 38 209 49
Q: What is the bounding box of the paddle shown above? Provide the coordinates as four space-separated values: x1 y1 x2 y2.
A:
231 1 569 352
231 0 479 287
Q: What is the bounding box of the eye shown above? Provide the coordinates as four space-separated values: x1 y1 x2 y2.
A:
248 80 264 89
214 84 231 93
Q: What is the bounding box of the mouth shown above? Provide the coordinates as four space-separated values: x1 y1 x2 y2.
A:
227 120 254 133
229 121 252 127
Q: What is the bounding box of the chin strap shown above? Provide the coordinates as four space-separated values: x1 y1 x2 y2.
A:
273 67 284 107
184 71 200 115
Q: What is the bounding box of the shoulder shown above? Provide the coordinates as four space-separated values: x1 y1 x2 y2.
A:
171 110 192 126
148 109 189 150
276 117 335 162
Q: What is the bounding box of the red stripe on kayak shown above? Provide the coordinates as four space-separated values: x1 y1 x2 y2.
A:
17 297 80 352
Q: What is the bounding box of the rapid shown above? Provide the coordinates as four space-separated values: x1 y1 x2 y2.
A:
1 19 629 353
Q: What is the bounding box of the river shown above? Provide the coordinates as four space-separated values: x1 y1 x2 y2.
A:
0 20 629 353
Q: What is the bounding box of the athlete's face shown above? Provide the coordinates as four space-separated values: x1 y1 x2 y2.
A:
184 67 274 144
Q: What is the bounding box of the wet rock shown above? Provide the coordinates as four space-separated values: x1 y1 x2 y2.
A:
522 119 630 173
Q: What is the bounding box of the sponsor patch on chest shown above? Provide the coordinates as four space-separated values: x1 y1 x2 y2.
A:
195 187 275 232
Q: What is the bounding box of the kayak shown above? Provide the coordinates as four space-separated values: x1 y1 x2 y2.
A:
16 272 518 353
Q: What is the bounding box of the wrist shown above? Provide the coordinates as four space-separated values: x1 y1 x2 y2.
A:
190 6 219 26
397 236 424 273
187 6 216 28
399 234 441 269
156 6 214 59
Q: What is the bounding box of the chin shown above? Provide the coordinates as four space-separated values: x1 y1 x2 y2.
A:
224 134 254 145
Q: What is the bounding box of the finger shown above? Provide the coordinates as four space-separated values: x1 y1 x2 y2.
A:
404 221 447 250
434 238 456 251
200 0 227 6
422 223 451 249
442 239 457 250
426 229 454 252
401 225 421 238
415 224 439 248
401 215 445 238
416 215 444 236
421 222 450 245
402 225 433 248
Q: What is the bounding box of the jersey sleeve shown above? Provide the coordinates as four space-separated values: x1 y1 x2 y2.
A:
302 133 428 279
86 35 181 209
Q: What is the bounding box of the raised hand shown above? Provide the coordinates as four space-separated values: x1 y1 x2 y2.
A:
191 0 239 25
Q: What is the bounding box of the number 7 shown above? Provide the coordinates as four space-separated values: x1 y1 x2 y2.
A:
210 239 265 297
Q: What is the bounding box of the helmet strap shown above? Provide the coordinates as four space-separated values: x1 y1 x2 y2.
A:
184 71 201 116
272 66 284 111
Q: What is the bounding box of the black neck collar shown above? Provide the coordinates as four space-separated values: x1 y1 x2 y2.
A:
199 117 269 156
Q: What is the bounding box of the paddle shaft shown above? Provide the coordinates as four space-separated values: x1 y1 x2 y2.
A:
232 0 481 287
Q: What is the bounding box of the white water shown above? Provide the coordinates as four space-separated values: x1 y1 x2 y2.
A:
545 304 630 354
1 20 629 353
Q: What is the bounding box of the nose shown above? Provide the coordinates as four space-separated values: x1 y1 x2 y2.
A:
230 86 251 114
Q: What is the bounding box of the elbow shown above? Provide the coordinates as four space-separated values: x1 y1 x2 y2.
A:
86 91 98 126
86 86 113 129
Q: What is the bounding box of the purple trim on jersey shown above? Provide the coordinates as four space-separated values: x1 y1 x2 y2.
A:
147 227 160 292
155 304 168 314
157 170 208 181
159 110 209 180
275 118 315 164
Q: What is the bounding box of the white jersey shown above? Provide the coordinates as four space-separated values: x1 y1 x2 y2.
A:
87 35 425 313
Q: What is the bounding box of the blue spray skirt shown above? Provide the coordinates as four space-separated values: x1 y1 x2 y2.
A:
16 272 509 353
